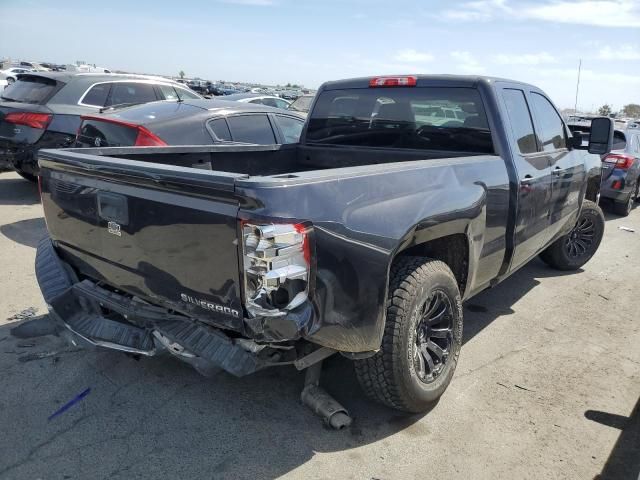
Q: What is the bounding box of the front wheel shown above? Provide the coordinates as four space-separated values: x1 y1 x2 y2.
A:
354 257 463 413
539 200 605 271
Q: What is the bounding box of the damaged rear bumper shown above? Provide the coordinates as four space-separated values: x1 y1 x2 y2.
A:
35 238 273 377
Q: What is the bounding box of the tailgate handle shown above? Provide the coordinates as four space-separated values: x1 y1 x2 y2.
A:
97 192 129 225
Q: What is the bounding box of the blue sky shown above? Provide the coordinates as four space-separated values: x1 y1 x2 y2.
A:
1 0 638 111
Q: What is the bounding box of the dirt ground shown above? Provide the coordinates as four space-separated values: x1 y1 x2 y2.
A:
0 170 638 480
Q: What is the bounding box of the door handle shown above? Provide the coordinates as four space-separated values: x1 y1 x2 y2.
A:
552 166 564 176
520 174 535 186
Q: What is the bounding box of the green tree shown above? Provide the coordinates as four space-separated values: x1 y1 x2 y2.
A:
285 82 291 87
179 70 185 79
597 104 612 116
621 103 640 118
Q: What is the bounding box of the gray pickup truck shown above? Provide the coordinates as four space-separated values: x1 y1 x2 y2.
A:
35 75 613 428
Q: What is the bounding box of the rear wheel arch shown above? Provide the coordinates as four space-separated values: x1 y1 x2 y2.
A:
391 232 471 298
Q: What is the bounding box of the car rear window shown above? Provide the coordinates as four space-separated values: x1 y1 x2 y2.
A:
306 87 493 153
0 75 58 104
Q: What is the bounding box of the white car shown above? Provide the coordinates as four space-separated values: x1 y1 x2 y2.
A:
221 93 291 110
1 67 33 84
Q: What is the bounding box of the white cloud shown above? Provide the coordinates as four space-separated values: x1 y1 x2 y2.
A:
439 0 510 22
435 0 640 28
394 49 434 63
596 44 640 60
451 51 486 73
218 0 276 5
522 0 640 28
493 52 558 65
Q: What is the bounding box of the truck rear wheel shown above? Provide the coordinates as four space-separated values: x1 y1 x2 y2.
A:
539 200 604 271
354 257 463 413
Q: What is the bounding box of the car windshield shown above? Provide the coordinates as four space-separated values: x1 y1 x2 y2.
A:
289 95 313 112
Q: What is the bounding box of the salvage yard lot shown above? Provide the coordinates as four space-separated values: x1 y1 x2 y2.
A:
0 170 638 480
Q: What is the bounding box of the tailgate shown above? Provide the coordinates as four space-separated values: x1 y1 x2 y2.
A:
38 149 248 330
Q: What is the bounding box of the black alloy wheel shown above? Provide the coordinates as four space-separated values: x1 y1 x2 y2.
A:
564 216 596 259
414 290 454 384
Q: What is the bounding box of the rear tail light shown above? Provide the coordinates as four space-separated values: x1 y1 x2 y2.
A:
5 112 52 129
604 153 634 170
369 76 417 87
241 222 312 316
133 127 168 147
79 116 168 147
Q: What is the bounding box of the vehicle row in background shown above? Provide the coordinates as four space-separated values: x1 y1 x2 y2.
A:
0 72 202 180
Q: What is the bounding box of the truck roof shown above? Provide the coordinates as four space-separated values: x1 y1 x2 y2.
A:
320 74 531 91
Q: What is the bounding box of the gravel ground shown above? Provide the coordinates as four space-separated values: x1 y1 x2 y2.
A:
0 170 638 480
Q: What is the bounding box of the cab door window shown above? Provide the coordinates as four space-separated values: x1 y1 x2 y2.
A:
530 93 567 152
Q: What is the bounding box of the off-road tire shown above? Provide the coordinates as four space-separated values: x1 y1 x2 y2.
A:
540 200 605 271
354 257 463 413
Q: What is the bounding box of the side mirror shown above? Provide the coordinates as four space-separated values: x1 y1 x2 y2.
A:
588 117 614 155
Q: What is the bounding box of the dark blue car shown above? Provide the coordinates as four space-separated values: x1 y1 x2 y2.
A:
600 129 640 216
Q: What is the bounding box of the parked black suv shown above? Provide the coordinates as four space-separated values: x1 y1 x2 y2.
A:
0 72 201 180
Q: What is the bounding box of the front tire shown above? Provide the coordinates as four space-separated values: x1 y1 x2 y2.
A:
539 200 605 271
354 257 463 413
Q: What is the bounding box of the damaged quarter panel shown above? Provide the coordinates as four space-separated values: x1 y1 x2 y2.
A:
236 155 510 352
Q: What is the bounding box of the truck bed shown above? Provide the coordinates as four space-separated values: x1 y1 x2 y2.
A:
53 143 493 178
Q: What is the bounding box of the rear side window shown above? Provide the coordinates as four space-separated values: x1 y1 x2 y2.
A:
81 84 111 106
1 76 58 104
106 82 158 107
176 87 200 100
227 115 276 144
157 84 178 100
306 87 493 153
612 131 626 151
502 89 538 154
530 93 567 151
208 118 232 141
275 115 304 143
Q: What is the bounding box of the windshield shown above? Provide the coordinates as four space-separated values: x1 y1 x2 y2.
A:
0 75 58 104
306 87 494 153
289 95 313 112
